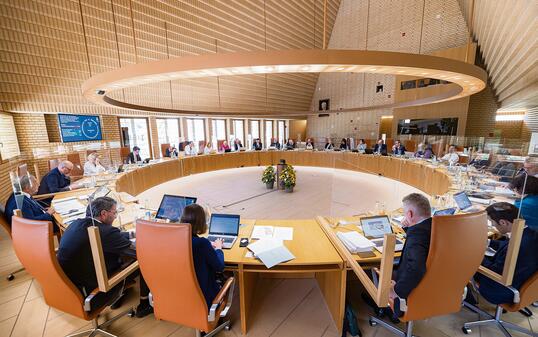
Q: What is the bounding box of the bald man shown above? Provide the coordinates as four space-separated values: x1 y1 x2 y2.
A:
37 160 82 196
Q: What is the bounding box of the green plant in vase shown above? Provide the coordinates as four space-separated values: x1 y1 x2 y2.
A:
279 164 296 192
261 165 276 189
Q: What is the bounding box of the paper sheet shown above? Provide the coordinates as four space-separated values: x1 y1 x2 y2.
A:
247 238 295 268
53 199 86 216
251 226 294 240
273 227 294 240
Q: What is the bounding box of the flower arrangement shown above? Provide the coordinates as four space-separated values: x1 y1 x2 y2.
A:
261 165 276 188
279 164 296 191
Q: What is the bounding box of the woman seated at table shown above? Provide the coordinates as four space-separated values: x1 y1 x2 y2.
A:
510 175 538 231
356 139 366 153
324 138 334 150
84 153 106 175
339 138 348 150
180 204 225 307
219 140 230 152
203 142 215 155
305 138 315 150
184 141 197 156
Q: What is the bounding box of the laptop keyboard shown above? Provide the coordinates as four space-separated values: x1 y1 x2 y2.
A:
208 236 234 243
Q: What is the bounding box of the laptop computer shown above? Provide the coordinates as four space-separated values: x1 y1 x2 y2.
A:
433 207 456 216
207 213 240 249
453 191 480 213
360 215 404 251
155 195 197 222
90 186 110 200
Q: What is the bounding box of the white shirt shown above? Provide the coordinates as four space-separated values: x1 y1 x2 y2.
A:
203 146 212 154
442 152 459 165
184 145 196 156
84 161 106 175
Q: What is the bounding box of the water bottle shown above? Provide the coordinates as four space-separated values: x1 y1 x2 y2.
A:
144 199 151 220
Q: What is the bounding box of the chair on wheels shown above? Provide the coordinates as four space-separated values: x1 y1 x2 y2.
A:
462 272 538 336
11 215 133 337
0 207 25 281
369 212 488 336
136 220 235 337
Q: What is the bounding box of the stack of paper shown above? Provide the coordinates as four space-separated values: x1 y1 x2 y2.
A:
494 187 516 197
247 238 295 268
52 198 86 217
251 226 294 240
337 231 375 254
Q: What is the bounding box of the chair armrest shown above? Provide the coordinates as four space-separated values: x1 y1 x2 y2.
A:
208 277 235 323
83 288 102 312
506 286 521 303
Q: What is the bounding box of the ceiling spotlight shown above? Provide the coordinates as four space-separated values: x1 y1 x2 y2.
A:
301 66 310 71
336 67 345 71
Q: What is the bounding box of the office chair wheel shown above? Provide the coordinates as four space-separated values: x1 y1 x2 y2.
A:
462 327 471 334
6 274 14 281
368 319 377 327
533 301 538 308
224 324 231 331
127 309 136 318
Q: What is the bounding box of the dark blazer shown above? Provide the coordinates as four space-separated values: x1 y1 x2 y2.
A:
324 143 334 150
373 143 387 155
392 145 406 155
270 142 281 150
57 217 133 295
127 152 142 163
192 236 225 307
253 142 263 151
37 167 71 195
394 217 432 299
164 148 177 157
233 142 243 151
5 193 53 227
476 227 538 304
339 143 348 150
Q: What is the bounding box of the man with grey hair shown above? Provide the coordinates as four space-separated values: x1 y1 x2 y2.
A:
37 160 83 196
390 193 433 316
5 175 56 229
57 196 153 317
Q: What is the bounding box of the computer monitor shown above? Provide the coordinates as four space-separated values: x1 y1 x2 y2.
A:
453 191 472 211
360 215 393 239
433 207 456 216
155 195 197 222
209 213 240 236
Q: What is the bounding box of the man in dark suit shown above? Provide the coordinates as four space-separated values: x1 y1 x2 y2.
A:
253 139 263 151
57 197 153 317
164 144 178 158
473 202 538 305
392 140 407 155
373 139 387 155
390 193 432 316
37 160 81 196
5 175 57 230
127 146 142 163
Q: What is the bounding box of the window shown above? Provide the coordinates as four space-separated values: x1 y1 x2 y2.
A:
211 119 226 148
232 120 244 145
277 120 286 144
0 113 20 160
156 118 180 155
250 120 260 141
119 118 151 159
186 118 206 150
264 120 273 147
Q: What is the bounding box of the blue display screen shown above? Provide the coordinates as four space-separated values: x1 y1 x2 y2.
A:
58 114 102 142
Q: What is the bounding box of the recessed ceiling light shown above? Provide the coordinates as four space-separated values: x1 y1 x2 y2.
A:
369 68 377 71
301 66 310 71
336 67 345 71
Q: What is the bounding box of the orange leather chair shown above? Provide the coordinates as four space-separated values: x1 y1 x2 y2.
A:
160 143 170 157
462 272 538 336
0 207 25 281
67 153 84 178
48 159 59 171
11 215 133 337
369 212 488 336
136 220 235 336
17 164 28 178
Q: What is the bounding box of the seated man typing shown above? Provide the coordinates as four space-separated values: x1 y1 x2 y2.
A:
474 202 538 304
38 160 82 195
389 193 432 315
57 196 153 317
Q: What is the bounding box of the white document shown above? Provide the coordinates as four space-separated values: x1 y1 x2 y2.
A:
53 199 86 216
251 226 294 240
247 238 295 268
494 187 516 196
336 231 375 253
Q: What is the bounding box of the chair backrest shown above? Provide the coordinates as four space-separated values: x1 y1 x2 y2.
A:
48 159 59 171
17 164 28 178
160 143 170 157
67 153 83 177
0 206 11 237
11 216 88 319
403 211 488 321
120 147 131 163
136 220 210 331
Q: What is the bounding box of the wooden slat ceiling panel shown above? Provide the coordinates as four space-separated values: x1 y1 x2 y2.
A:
458 0 537 111
0 0 341 116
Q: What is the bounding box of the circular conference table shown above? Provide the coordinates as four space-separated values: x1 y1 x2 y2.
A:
54 151 453 334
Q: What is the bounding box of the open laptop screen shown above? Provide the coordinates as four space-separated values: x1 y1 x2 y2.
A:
453 191 472 210
209 214 240 236
360 215 392 239
433 207 456 216
155 195 197 222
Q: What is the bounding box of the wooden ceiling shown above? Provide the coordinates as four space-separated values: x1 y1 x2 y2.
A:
0 0 340 117
458 0 537 111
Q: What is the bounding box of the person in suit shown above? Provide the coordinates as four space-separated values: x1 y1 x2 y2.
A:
253 138 263 151
285 139 295 150
473 202 538 304
164 144 178 158
83 153 106 175
392 140 406 155
339 138 348 150
324 138 334 150
423 144 434 159
305 138 315 150
269 138 281 150
180 204 225 308
510 175 538 231
356 139 367 153
203 142 214 155
5 175 57 230
441 145 459 165
56 197 153 317
233 138 243 151
184 141 197 156
373 139 387 155
37 160 82 196
389 193 432 316
515 157 538 178
127 146 142 163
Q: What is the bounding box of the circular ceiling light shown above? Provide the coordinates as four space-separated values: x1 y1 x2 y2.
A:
82 49 487 116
